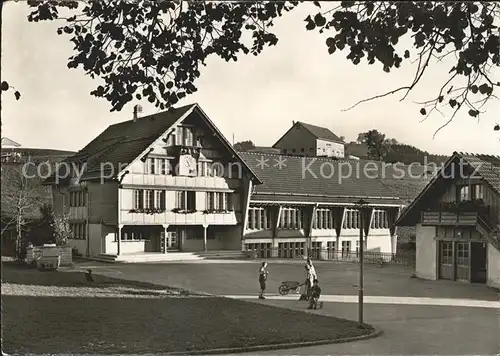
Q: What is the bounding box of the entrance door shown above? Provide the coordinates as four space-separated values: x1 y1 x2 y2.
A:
455 242 470 281
470 242 487 283
439 241 454 280
167 231 179 251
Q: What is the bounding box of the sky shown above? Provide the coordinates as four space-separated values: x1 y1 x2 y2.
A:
2 2 499 155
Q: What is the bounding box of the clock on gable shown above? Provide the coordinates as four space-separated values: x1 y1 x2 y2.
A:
178 154 197 176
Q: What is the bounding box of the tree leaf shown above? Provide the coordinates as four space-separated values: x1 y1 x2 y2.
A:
1 81 9 91
314 13 326 27
468 109 479 117
305 15 316 30
420 108 426 115
14 91 21 100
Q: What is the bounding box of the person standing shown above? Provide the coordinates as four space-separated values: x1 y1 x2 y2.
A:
305 258 317 299
258 262 269 299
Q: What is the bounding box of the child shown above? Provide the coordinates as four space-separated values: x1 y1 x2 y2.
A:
258 262 269 299
308 279 323 310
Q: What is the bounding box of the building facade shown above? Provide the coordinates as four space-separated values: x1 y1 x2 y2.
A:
46 103 403 259
397 152 500 289
239 152 403 259
46 104 261 257
272 121 345 159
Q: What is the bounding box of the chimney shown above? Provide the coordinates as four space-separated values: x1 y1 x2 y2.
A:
292 121 295 126
133 104 143 122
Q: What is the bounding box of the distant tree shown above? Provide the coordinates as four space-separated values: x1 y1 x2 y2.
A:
233 140 255 152
363 129 389 161
386 138 399 145
356 133 367 144
24 1 499 133
339 135 345 142
1 160 50 260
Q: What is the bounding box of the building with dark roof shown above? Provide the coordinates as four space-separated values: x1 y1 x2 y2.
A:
44 103 405 261
397 152 500 289
272 121 346 159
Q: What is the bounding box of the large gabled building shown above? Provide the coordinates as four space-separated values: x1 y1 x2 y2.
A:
272 121 346 159
397 152 500 289
44 103 261 258
44 103 405 260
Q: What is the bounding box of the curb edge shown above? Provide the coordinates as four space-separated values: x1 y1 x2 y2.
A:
168 327 383 355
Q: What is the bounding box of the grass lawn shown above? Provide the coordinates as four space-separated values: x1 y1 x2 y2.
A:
2 263 374 354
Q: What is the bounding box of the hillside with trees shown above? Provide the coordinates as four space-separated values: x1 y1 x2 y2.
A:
346 130 449 165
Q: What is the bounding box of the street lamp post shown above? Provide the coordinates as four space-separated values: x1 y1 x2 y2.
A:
354 198 368 327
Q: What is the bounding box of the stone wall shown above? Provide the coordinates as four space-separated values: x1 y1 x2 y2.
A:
26 245 72 266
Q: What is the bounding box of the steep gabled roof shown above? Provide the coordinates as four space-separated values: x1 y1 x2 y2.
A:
396 152 500 226
272 121 345 148
297 122 344 144
45 103 262 184
238 152 403 206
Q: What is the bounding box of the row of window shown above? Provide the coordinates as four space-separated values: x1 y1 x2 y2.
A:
144 157 240 178
69 223 87 240
206 192 233 211
167 125 203 147
69 191 86 207
132 190 233 211
343 209 388 229
313 208 334 229
280 208 303 229
247 208 273 230
247 207 389 230
133 190 167 210
458 184 483 201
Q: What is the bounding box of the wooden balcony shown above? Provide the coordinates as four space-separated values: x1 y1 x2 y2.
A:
421 211 479 226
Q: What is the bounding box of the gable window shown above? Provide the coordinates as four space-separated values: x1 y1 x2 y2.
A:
176 191 196 211
155 190 166 209
145 158 156 174
206 192 215 210
473 184 483 200
145 190 154 209
133 190 144 209
183 126 194 146
458 186 469 201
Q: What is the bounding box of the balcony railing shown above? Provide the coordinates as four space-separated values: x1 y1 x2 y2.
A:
421 211 479 226
422 199 491 226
